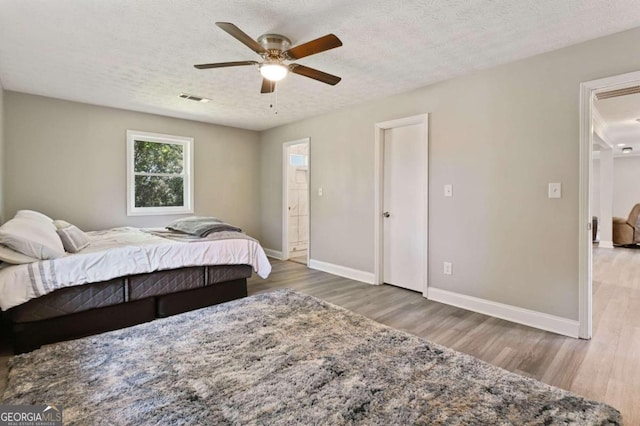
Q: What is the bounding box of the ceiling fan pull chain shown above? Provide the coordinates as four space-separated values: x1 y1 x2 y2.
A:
268 80 278 114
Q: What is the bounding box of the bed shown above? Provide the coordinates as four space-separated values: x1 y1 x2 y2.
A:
0 214 271 354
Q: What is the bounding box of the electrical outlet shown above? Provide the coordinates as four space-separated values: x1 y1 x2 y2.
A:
443 262 452 275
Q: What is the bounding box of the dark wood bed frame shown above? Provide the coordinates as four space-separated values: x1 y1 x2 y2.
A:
2 264 252 354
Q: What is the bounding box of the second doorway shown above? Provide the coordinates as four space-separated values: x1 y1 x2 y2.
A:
283 139 310 266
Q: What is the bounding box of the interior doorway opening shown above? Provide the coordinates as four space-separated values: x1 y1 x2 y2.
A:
579 70 640 339
282 138 310 266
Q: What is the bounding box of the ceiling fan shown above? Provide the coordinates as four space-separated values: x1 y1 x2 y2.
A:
195 22 343 94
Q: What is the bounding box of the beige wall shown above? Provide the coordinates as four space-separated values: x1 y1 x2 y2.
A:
4 92 261 236
613 156 640 218
260 27 640 320
0 82 4 223
591 155 640 220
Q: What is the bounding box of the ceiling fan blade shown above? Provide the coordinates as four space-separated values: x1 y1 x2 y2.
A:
261 78 275 94
284 34 342 60
215 22 267 55
194 61 258 69
289 64 341 85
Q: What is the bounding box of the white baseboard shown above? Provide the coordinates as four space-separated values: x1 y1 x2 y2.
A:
263 248 285 260
428 287 580 338
598 241 614 249
308 259 375 284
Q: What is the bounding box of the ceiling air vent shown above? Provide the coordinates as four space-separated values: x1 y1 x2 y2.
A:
596 86 640 100
179 93 210 103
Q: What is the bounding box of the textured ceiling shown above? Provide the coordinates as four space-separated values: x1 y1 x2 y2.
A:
2 1 640 131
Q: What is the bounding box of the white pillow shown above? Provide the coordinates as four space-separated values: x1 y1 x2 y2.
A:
0 244 39 264
53 220 72 230
0 216 65 260
16 210 54 223
54 220 90 253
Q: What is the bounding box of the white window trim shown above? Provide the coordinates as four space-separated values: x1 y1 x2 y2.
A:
126 130 194 216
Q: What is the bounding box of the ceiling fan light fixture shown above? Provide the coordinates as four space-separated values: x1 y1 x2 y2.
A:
260 62 288 82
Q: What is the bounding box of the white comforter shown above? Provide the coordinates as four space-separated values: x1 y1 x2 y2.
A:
0 227 272 311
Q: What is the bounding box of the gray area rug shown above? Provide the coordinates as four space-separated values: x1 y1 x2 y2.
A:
3 290 621 425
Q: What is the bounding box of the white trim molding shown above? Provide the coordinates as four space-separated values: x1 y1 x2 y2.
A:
374 113 429 296
429 288 580 338
263 248 285 260
579 70 640 340
308 259 375 284
591 107 613 148
598 241 614 249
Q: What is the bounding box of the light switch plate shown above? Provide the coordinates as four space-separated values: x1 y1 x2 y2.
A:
318 187 323 197
443 262 452 275
548 183 561 199
444 184 453 197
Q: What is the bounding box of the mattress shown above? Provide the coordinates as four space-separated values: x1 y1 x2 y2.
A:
7 265 253 322
0 227 271 311
7 278 125 322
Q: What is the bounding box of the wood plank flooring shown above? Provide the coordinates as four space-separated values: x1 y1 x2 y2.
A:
0 246 636 423
248 247 640 424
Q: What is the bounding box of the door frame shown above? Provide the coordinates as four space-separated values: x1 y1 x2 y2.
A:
374 113 429 295
282 138 311 264
578 70 640 339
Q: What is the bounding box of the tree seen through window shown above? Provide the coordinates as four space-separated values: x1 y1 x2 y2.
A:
133 140 185 208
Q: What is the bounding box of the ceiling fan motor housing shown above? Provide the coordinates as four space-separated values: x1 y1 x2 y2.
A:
257 34 292 58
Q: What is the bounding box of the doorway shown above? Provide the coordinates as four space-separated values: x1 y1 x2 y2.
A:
579 70 640 339
282 138 310 266
374 114 429 294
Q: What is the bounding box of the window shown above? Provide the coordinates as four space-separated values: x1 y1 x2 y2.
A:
126 130 194 216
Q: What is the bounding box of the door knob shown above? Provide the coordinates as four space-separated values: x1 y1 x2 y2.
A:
383 212 390 218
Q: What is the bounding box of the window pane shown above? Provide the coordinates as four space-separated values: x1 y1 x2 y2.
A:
290 154 307 167
134 140 184 174
135 175 184 207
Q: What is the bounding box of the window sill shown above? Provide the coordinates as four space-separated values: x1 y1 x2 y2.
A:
126 207 194 217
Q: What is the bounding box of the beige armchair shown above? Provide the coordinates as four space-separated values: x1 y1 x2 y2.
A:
613 203 640 245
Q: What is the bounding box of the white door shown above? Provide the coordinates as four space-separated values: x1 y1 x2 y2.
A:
383 124 426 292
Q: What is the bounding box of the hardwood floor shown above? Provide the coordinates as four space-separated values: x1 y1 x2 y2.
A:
248 247 640 424
0 247 636 423
289 255 307 265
